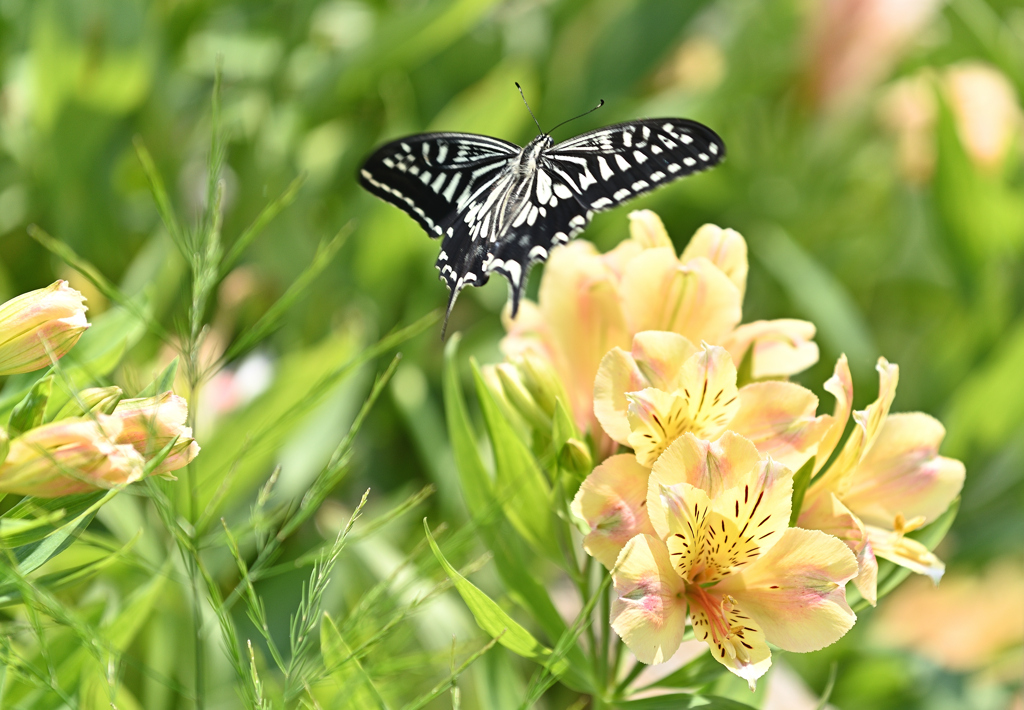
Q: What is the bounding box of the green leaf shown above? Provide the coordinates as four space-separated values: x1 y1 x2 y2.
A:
614 694 756 710
442 334 494 519
321 612 387 709
8 375 52 436
136 358 179 398
424 520 567 675
788 456 816 527
734 343 754 388
639 650 727 691
471 361 558 561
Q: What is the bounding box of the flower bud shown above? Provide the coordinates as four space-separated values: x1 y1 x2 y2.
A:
111 392 199 475
55 386 124 420
510 352 568 419
0 281 89 376
558 437 593 481
0 416 145 497
493 363 550 432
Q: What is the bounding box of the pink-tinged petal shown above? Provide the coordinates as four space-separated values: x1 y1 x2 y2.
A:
723 319 819 380
819 357 899 493
627 210 674 250
813 355 854 474
729 381 833 471
631 331 699 391
841 413 965 527
602 237 646 279
571 455 655 569
536 242 631 432
611 534 688 665
626 388 692 467
680 224 749 300
621 252 742 345
659 482 713 582
651 431 762 500
687 585 771 690
865 524 945 584
594 347 648 445
718 527 858 653
797 490 875 603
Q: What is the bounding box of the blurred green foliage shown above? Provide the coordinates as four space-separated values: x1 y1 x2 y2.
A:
0 0 1021 707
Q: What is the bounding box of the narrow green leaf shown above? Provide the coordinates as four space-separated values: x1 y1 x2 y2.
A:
442 334 494 518
788 456 816 527
471 361 558 560
735 343 755 388
321 612 387 709
133 136 186 256
137 358 179 398
8 376 52 436
424 519 567 674
639 650 727 691
223 224 352 363
614 694 756 710
222 173 308 274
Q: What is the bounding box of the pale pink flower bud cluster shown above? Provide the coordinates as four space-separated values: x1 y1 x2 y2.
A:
0 280 89 375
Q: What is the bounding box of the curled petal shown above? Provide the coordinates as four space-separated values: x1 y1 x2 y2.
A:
687 586 771 690
680 224 749 300
797 490 876 604
571 455 655 569
723 319 819 380
622 252 742 345
729 381 833 470
820 357 899 493
631 331 699 391
651 432 761 501
841 413 965 528
610 534 688 665
866 524 945 585
718 528 858 653
627 388 692 467
594 348 648 445
853 538 879 606
628 210 674 250
814 355 854 474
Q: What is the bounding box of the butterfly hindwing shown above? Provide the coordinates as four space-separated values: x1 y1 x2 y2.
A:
358 132 518 236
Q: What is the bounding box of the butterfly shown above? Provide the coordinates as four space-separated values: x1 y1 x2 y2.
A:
358 92 725 335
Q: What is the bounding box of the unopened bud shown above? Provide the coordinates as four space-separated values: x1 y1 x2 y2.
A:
0 281 89 375
55 386 124 420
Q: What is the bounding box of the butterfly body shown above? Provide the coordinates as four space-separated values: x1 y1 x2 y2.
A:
358 118 725 331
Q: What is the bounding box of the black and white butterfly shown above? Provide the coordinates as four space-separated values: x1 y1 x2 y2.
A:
358 103 724 334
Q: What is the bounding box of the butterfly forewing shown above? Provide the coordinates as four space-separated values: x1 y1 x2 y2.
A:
545 118 725 214
358 132 518 236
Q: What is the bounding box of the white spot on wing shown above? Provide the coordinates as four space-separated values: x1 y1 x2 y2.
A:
597 156 614 180
528 245 548 260
633 150 648 164
615 154 631 171
613 188 630 201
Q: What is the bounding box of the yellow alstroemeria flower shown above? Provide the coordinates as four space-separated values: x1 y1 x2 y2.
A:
610 433 858 688
501 211 819 453
594 331 833 469
0 280 89 376
798 356 965 605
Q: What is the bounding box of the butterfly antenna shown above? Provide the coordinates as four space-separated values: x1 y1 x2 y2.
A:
515 82 544 135
548 99 605 137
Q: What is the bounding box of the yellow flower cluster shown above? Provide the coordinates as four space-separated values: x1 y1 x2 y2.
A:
0 282 198 497
493 211 964 688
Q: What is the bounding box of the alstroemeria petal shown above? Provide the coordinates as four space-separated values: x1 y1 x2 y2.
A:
723 319 819 380
841 413 965 528
729 381 833 470
865 524 945 584
813 355 854 474
628 209 674 250
710 457 794 559
659 482 713 581
820 357 899 493
610 534 688 665
571 455 655 569
626 388 691 467
651 432 761 502
798 490 876 604
631 331 699 391
621 251 742 344
595 348 648 445
687 587 771 690
680 224 749 300
718 528 858 653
